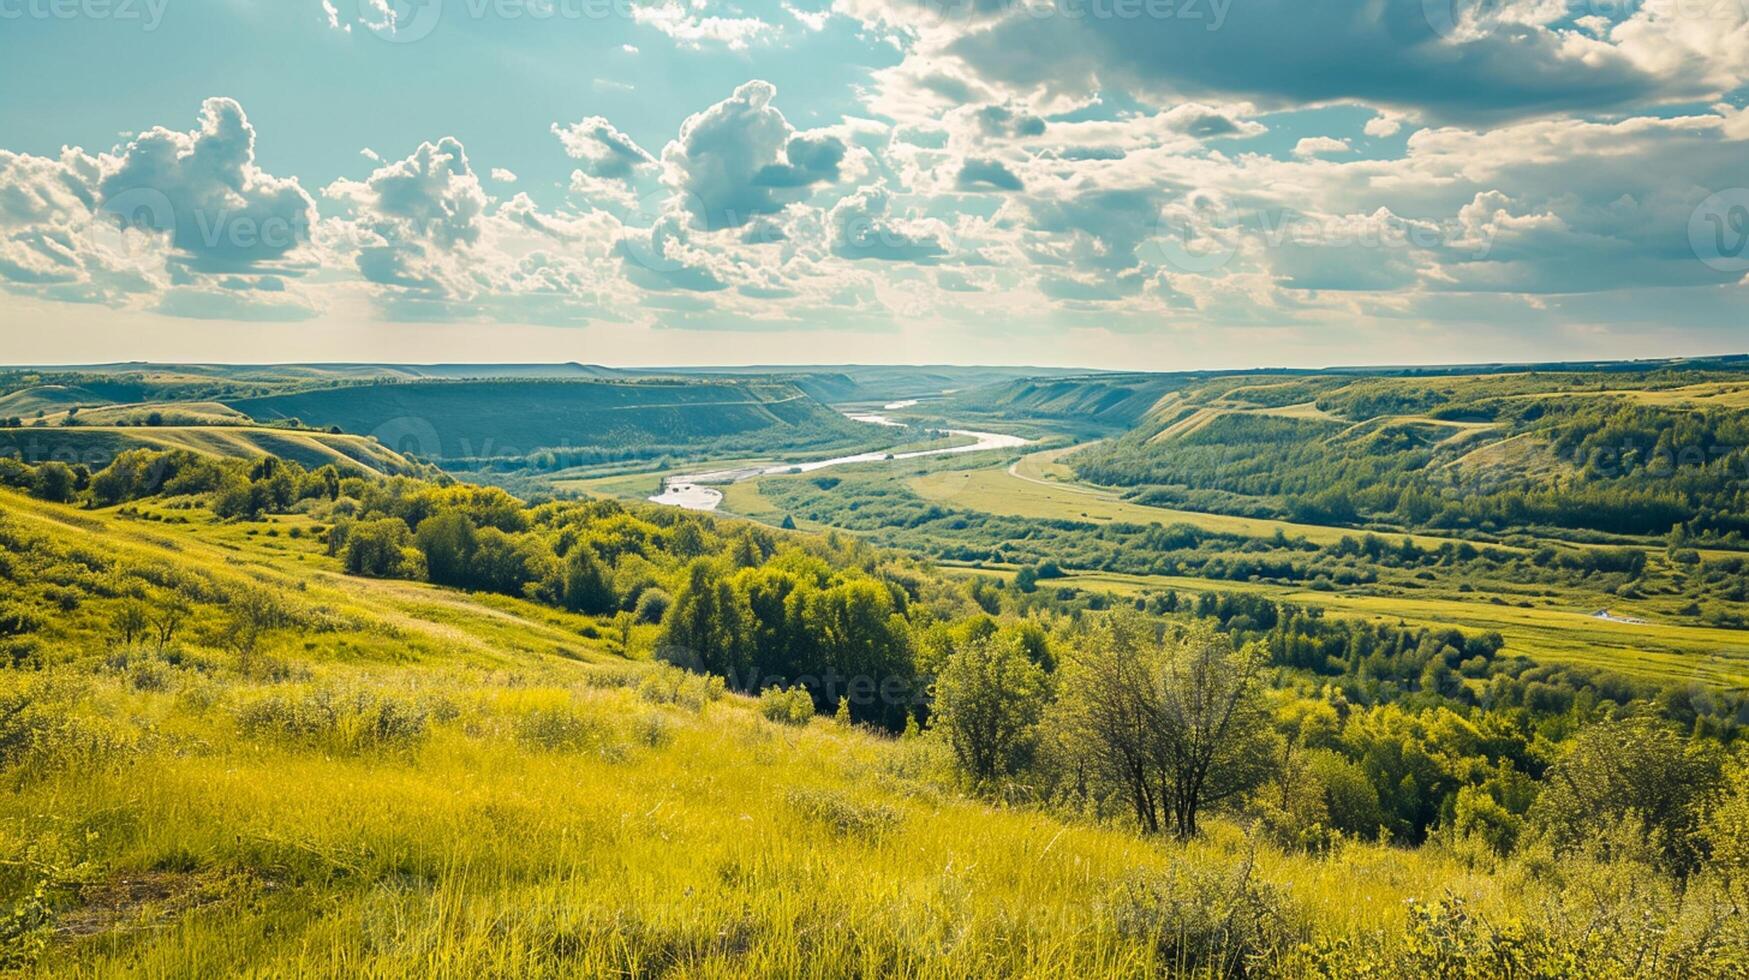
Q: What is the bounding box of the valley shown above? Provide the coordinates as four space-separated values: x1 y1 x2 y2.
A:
4 356 1749 974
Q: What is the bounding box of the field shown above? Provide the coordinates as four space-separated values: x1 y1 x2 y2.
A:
943 563 1749 689
0 486 1559 975
911 446 1472 551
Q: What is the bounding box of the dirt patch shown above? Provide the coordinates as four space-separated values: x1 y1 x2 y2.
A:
56 870 245 939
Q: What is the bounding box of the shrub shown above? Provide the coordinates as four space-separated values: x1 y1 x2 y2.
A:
635 666 724 712
514 704 619 754
235 687 429 755
634 587 672 624
29 462 77 503
759 685 815 726
1108 858 1287 976
784 787 899 838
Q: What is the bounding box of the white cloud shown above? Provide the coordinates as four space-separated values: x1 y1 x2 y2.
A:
661 80 851 229
1293 137 1352 159
631 1 773 50
552 116 657 181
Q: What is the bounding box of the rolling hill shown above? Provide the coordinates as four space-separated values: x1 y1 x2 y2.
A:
0 425 420 475
926 372 1192 433
224 378 879 462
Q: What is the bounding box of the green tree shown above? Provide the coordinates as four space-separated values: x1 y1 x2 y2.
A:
345 518 413 577
415 511 478 587
634 587 672 625
658 560 754 682
1530 715 1723 875
113 600 149 647
29 461 77 503
932 634 1048 788
561 547 616 615
1052 615 1277 837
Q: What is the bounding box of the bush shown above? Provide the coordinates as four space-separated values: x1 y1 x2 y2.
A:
784 787 899 838
1108 858 1287 976
759 685 816 726
29 462 77 503
514 704 620 754
634 587 672 624
635 665 724 712
235 686 430 755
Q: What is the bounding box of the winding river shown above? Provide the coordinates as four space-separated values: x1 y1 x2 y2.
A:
648 409 1029 512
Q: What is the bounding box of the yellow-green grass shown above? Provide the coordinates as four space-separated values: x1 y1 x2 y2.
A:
717 478 785 521
946 565 1749 690
1509 381 1749 408
959 447 1749 563
5 658 1519 976
40 401 250 426
2 489 1539 975
0 488 613 667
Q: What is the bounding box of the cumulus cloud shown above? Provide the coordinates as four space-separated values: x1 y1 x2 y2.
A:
847 0 1749 124
631 1 773 50
552 116 657 181
661 80 850 228
0 99 320 318
325 135 628 322
97 97 318 277
1292 137 1351 159
0 148 162 305
830 186 951 263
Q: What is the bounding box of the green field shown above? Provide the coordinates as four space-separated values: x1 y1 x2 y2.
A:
0 488 1527 974
945 563 1749 689
5 388 1749 974
912 446 1476 551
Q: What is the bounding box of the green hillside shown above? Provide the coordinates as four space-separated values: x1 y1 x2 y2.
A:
0 426 420 476
2 449 1748 974
225 378 878 462
1070 369 1749 543
0 385 109 417
929 372 1193 433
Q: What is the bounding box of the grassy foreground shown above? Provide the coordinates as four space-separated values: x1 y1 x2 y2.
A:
3 489 1747 976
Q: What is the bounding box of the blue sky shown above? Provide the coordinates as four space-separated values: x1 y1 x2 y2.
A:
0 0 1745 368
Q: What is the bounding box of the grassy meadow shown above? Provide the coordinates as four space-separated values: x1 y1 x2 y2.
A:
5 486 1746 977
7 359 1749 976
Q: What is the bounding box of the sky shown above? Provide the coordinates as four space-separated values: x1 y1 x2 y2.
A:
0 0 1745 370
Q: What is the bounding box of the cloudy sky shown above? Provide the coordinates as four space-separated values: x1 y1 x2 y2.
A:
0 0 1745 369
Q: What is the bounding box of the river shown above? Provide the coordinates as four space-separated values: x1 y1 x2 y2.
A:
648 410 1028 512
